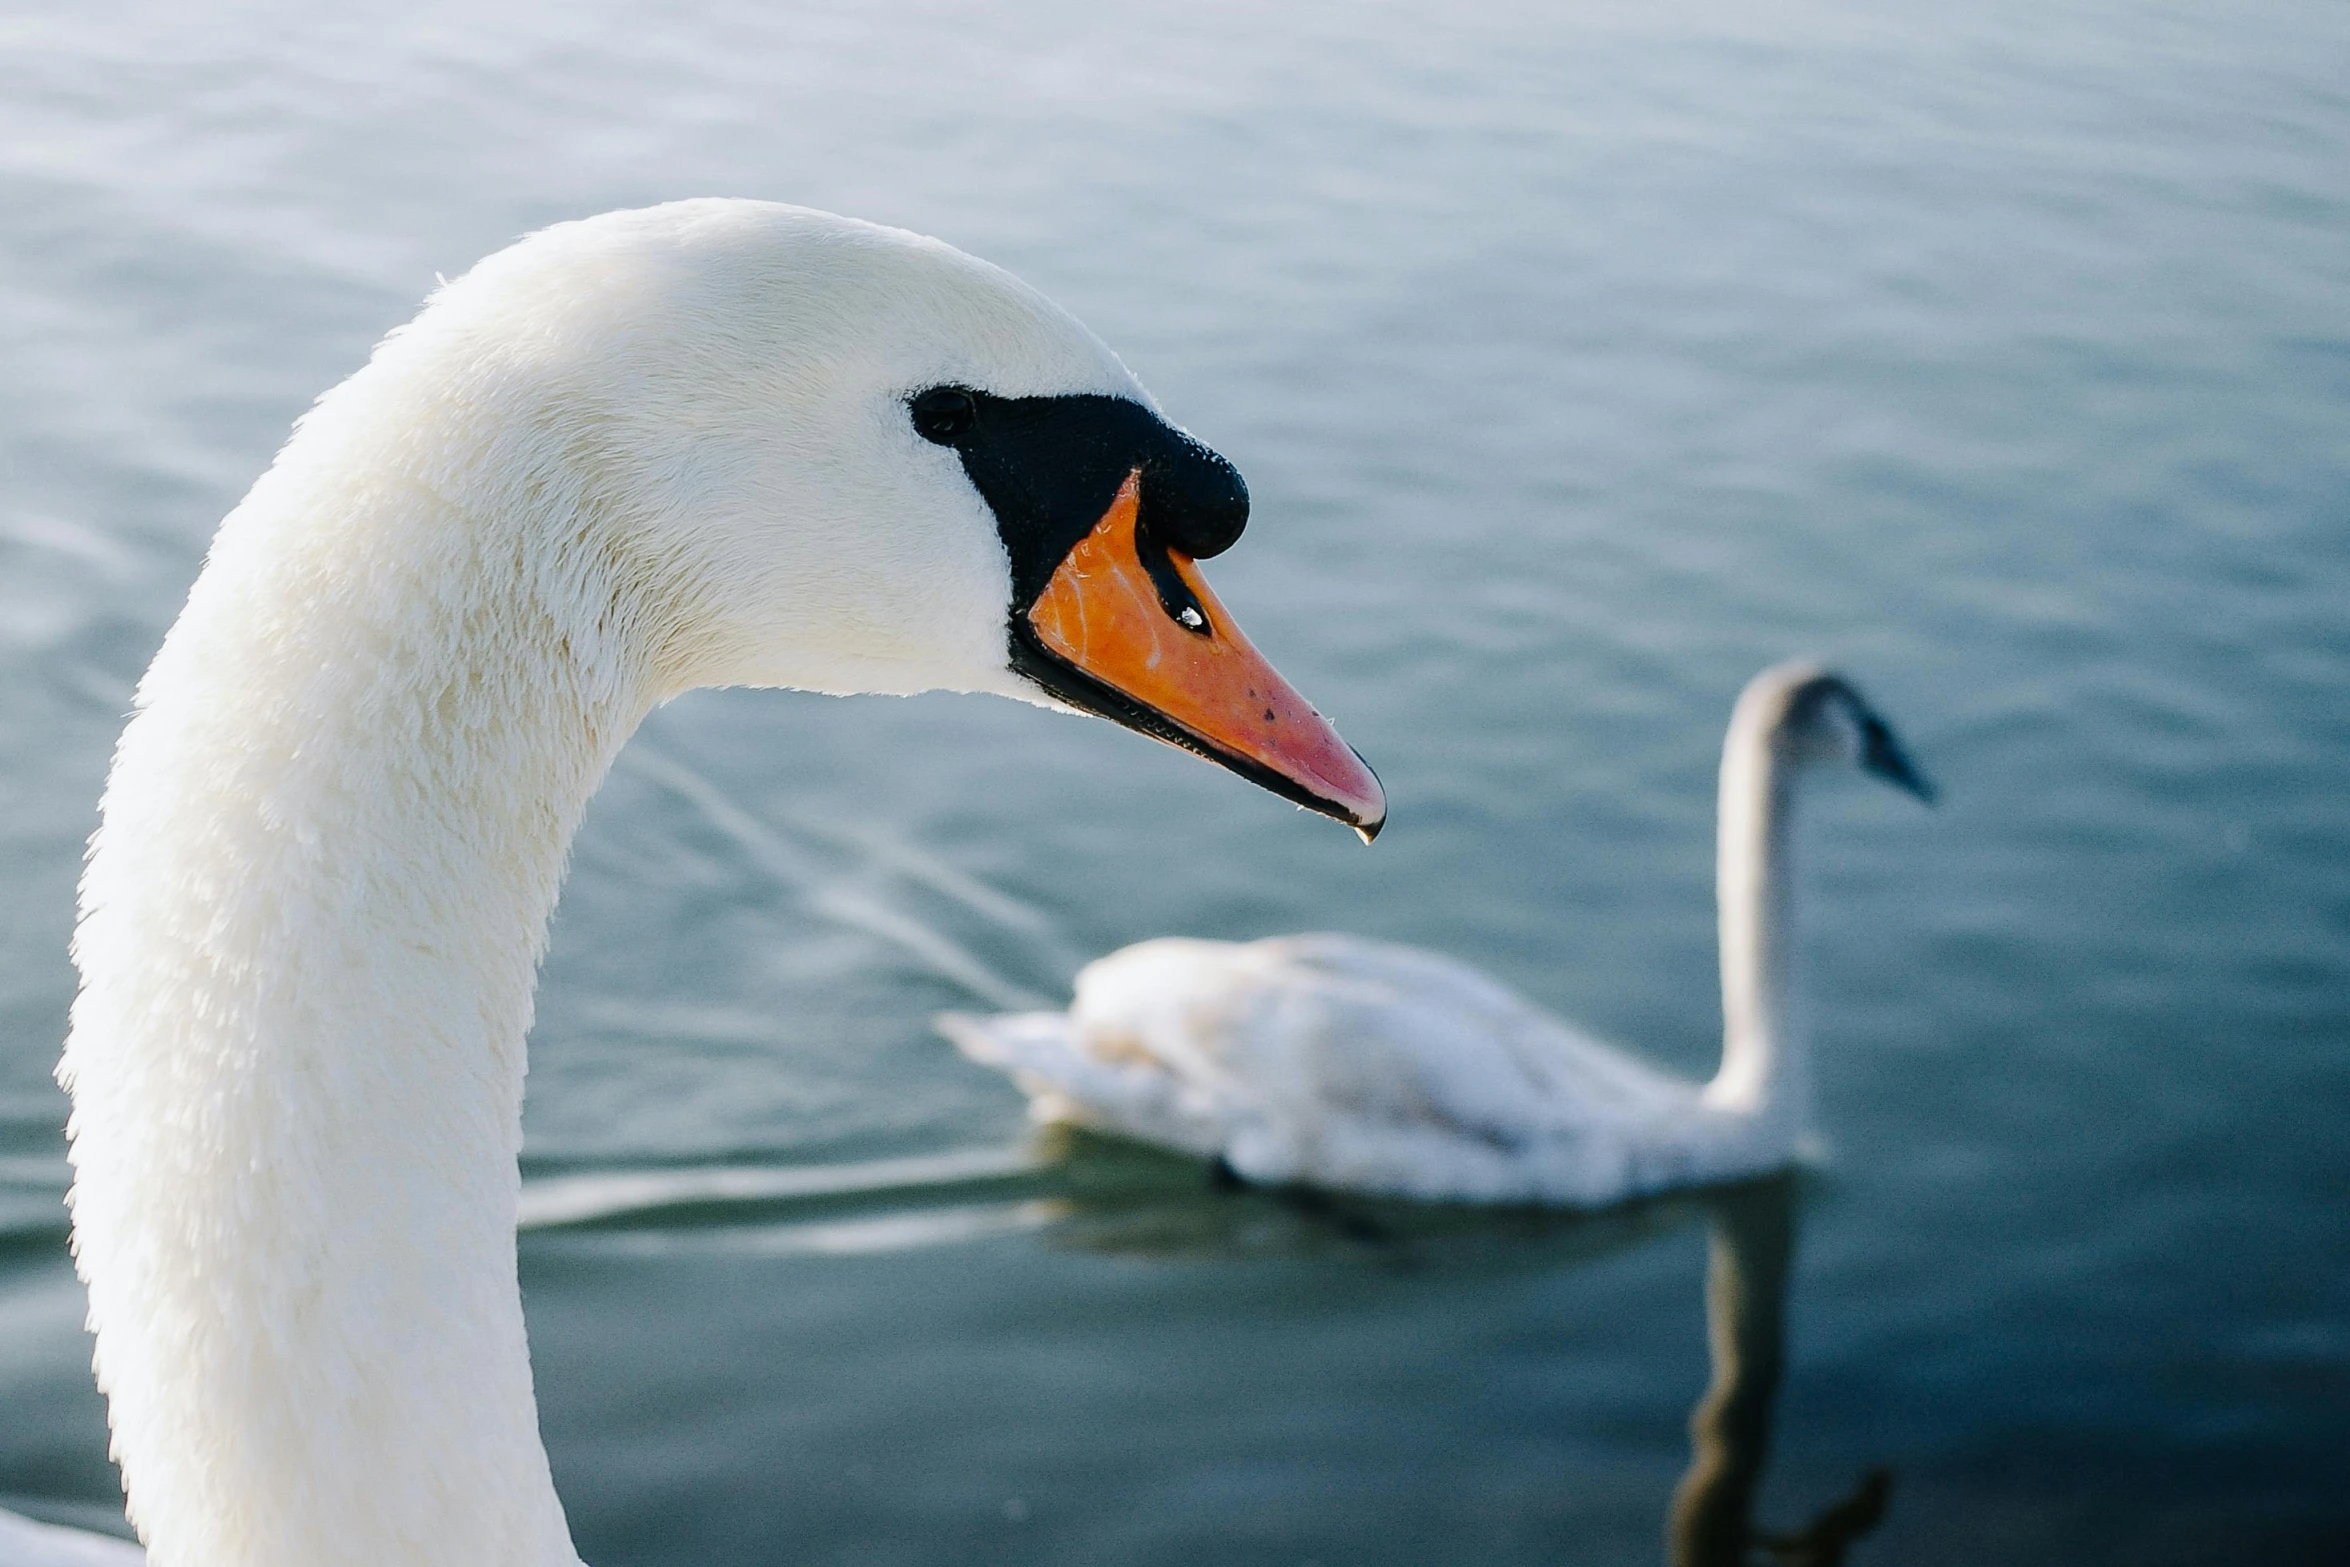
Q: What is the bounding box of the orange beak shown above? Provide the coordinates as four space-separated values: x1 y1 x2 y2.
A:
1019 470 1386 840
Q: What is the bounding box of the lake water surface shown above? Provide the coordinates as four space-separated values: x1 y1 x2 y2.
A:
1 2 2345 1562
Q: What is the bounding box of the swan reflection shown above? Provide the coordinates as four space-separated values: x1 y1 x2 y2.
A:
1668 1174 1891 1567
525 1133 1890 1561
1028 1141 1892 1562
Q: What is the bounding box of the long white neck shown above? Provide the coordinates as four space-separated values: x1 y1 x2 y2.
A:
61 387 659 1567
1701 689 1807 1137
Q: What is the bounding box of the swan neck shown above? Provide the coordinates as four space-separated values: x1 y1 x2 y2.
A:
63 440 653 1567
1705 702 1806 1129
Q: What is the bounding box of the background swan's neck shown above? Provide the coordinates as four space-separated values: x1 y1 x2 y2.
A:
1703 698 1807 1134
63 401 656 1567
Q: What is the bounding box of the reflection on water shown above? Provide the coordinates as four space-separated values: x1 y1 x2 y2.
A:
526 1126 1710 1267
528 1133 1895 1562
1669 1176 1889 1567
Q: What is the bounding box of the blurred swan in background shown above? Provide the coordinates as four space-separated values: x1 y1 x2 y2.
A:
32 200 1380 1567
946 661 1933 1205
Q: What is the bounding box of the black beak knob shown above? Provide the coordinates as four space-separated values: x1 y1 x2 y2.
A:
1141 437 1248 560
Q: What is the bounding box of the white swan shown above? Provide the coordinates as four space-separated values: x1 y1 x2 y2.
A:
945 661 1931 1205
41 199 1384 1567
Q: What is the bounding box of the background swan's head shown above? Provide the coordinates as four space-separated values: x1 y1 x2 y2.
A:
330 199 1382 832
1733 660 1936 802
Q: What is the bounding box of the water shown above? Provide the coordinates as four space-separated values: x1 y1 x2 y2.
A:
2 1 2345 1561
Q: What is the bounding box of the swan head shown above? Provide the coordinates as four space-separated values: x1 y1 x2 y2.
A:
1736 661 1936 803
378 199 1383 835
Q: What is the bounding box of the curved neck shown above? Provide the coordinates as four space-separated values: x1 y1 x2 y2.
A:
1703 700 1807 1133
64 436 654 1567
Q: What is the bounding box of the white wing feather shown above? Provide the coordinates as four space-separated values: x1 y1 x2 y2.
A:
947 934 1769 1205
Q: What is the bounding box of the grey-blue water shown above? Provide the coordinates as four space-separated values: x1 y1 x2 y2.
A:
2 2 2344 1562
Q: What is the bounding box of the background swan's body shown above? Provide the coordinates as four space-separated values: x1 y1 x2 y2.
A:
55 200 1377 1567
950 933 1751 1204
947 663 1931 1205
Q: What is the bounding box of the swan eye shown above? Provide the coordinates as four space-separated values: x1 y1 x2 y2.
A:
909 387 979 444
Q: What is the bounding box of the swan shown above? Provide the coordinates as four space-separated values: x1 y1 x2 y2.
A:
39 199 1384 1567
944 661 1932 1205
